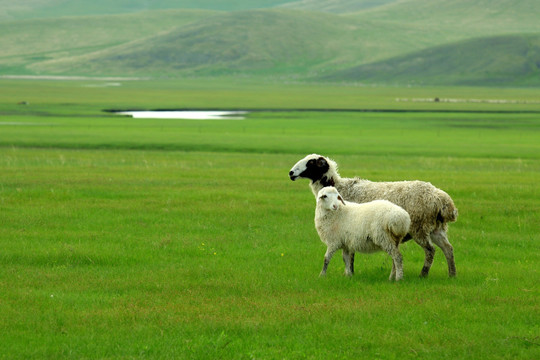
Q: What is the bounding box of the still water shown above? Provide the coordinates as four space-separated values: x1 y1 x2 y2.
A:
117 110 247 120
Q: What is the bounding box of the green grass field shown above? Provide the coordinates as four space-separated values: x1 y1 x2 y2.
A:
0 79 539 359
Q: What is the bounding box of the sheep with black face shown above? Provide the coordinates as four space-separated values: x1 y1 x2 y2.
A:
315 187 410 281
290 154 458 278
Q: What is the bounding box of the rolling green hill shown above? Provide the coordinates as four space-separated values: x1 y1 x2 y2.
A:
0 10 218 58
0 0 398 20
322 34 540 86
0 10 219 74
28 10 355 77
0 0 292 19
348 0 540 54
2 0 540 86
352 0 540 28
279 0 398 13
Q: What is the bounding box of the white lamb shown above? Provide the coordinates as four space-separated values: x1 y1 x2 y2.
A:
290 154 458 277
315 187 411 281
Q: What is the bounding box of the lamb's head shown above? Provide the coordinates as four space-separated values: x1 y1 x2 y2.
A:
317 186 346 211
289 154 339 186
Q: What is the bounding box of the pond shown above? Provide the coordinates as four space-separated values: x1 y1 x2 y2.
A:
116 110 248 120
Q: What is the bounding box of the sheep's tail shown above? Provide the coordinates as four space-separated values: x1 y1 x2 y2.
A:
437 189 458 223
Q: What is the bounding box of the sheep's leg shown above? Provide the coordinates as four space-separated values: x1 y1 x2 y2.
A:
320 247 338 277
389 260 396 281
393 250 404 281
420 241 435 278
342 249 354 276
430 230 456 277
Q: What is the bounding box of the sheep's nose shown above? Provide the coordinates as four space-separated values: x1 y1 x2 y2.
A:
289 171 297 180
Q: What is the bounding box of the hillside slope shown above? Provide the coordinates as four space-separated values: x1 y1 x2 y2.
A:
29 10 354 76
279 0 398 13
0 0 292 19
353 0 540 34
322 34 540 86
0 10 218 57
2 0 540 86
0 10 218 74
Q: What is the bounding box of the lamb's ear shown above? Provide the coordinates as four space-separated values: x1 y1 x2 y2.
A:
316 157 328 168
338 195 346 206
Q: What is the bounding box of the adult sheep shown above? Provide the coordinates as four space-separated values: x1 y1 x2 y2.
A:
315 187 410 281
289 154 458 277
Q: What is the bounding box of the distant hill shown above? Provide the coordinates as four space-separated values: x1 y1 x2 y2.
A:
323 34 540 86
0 0 400 20
279 0 398 13
350 0 540 45
0 0 292 19
0 10 218 58
2 0 540 86
0 10 218 74
29 10 350 76
352 0 540 26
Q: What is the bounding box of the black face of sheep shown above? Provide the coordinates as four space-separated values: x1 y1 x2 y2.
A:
289 155 331 184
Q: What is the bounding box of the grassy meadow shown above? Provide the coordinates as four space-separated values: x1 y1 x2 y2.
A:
0 79 539 359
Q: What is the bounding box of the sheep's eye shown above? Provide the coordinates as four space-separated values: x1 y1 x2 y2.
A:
320 195 327 199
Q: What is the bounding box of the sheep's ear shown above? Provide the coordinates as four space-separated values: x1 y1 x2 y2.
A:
316 157 327 168
338 195 346 206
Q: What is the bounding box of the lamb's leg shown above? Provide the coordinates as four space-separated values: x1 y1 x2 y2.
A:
430 230 456 277
387 248 403 281
320 247 338 277
342 249 354 276
420 240 435 278
393 250 404 281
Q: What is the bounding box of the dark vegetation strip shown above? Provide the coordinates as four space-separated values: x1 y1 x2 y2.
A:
1 143 536 160
104 108 540 114
0 142 302 153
